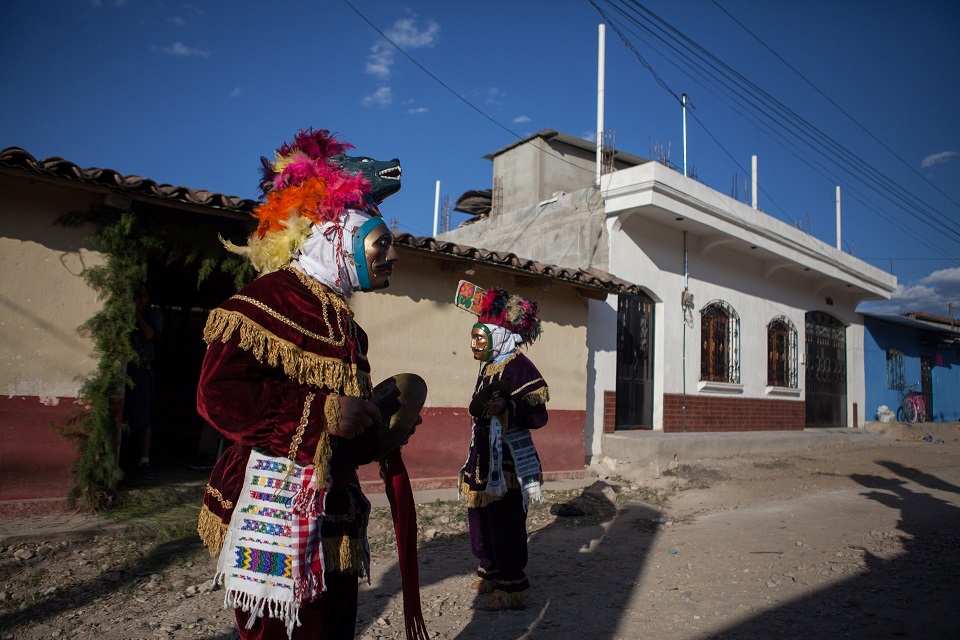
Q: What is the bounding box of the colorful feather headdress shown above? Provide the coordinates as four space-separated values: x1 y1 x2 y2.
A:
253 128 370 236
455 280 542 345
223 128 375 274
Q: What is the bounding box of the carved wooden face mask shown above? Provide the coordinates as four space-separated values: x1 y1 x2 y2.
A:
358 222 397 291
471 324 493 361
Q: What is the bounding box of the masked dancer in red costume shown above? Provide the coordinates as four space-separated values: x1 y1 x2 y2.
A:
454 281 549 611
196 128 427 640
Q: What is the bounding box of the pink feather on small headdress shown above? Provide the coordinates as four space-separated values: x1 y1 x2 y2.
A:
478 287 542 345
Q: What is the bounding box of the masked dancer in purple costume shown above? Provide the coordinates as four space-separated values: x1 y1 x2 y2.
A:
455 282 549 610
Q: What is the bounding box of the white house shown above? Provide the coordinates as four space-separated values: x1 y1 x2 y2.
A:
439 130 898 463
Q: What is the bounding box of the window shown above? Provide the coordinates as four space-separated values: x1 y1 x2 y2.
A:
701 301 740 383
767 316 798 388
886 348 905 389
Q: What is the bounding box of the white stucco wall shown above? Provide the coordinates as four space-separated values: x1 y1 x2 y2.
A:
602 163 892 430
585 296 616 459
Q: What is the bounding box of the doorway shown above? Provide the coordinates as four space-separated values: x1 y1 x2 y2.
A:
920 356 933 421
615 293 655 429
117 256 240 476
804 311 847 428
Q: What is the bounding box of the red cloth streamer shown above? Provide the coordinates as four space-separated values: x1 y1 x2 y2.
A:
382 448 429 640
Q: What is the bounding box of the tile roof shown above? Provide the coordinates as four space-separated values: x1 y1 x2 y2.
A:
0 147 258 213
393 234 641 295
1 146 640 296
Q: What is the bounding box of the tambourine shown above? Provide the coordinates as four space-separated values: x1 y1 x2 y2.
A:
371 373 428 461
468 379 511 418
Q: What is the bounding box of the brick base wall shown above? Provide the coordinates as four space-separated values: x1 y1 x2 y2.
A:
603 391 616 433
662 394 805 432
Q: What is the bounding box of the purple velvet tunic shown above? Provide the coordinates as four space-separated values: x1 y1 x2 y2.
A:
460 351 549 502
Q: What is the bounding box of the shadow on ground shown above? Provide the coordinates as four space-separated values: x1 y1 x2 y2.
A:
356 483 662 640
702 460 960 640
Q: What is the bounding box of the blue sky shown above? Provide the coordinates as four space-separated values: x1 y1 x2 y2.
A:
2 0 958 318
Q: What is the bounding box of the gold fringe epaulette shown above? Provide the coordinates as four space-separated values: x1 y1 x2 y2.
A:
322 534 365 573
197 504 228 557
314 431 332 480
203 308 371 396
459 473 521 508
523 386 550 406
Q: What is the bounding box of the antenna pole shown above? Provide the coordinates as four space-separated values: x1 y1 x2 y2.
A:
682 93 688 177
432 180 440 237
836 185 842 250
596 24 605 187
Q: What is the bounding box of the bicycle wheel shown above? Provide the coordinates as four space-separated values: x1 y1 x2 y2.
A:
903 398 919 423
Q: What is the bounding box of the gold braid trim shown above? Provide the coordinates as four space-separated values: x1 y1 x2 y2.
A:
523 386 550 406
459 473 521 508
204 484 234 510
481 353 517 378
284 265 354 317
197 504 228 557
287 392 315 463
203 308 371 396
322 535 365 573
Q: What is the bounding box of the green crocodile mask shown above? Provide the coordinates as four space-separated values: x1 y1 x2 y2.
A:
329 154 402 205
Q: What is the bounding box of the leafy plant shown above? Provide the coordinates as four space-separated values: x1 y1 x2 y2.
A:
53 209 254 511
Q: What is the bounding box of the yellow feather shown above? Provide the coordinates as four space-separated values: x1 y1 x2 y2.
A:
222 213 313 274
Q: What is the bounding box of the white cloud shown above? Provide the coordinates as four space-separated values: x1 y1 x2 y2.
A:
386 18 439 48
161 41 210 58
513 115 531 124
362 86 393 107
860 266 960 316
921 150 958 169
229 86 241 98
366 44 395 80
168 16 185 26
365 17 439 81
407 107 429 114
920 266 960 297
582 131 597 143
475 87 505 105
362 16 438 110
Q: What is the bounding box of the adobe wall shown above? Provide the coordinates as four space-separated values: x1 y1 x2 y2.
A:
352 249 594 479
0 176 104 510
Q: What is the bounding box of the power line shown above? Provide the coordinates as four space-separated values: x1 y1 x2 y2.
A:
592 0 960 260
342 0 597 184
710 0 960 213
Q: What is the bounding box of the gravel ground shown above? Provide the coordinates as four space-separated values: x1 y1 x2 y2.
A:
2 437 959 640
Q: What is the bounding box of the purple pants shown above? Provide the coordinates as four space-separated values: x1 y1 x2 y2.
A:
468 488 530 590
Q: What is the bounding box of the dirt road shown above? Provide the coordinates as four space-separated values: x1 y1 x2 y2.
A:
2 438 958 639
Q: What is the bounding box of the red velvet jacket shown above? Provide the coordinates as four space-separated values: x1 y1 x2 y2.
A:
196 266 379 566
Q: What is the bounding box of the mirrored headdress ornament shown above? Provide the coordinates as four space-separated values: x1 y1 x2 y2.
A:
454 280 542 346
